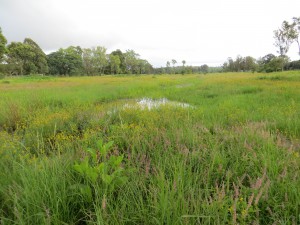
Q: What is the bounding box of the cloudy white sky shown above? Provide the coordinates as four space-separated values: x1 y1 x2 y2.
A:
1 0 300 67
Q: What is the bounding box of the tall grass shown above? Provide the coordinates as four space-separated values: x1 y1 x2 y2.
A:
0 72 300 224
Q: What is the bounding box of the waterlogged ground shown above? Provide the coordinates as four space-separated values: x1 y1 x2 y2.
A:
0 72 300 224
124 98 192 110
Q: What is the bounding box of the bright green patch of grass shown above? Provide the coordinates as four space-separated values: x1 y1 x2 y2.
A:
0 72 300 224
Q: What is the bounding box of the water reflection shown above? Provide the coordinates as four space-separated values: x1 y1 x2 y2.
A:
124 98 191 110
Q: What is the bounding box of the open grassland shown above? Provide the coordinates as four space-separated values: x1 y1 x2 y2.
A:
0 72 300 224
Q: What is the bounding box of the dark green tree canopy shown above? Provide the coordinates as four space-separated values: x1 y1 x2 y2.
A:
23 38 48 74
47 46 83 75
260 54 276 65
6 38 48 75
199 64 209 74
111 49 126 73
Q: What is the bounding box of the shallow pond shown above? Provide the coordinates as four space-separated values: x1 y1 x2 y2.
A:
123 98 191 110
107 98 192 114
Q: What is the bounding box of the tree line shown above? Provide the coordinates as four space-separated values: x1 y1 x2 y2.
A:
223 17 300 73
0 29 153 76
1 17 300 76
153 62 221 75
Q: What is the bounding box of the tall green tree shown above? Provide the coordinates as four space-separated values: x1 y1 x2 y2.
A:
257 54 285 73
111 49 126 73
82 48 94 75
223 57 234 72
7 42 35 75
234 55 243 72
23 38 48 74
93 46 108 75
47 46 83 75
82 46 108 75
7 38 48 75
124 50 140 74
109 54 121 74
0 27 7 63
244 56 257 72
137 59 153 74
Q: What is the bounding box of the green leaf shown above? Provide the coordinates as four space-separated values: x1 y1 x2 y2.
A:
100 140 114 158
86 167 98 183
96 162 105 174
113 155 123 167
104 141 114 151
73 157 89 175
86 148 97 163
79 184 93 202
102 174 113 185
73 163 84 175
115 176 128 187
96 140 103 151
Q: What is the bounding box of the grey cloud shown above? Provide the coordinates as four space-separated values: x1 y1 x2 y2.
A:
0 0 120 51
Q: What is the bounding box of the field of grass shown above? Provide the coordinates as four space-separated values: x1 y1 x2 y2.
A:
0 72 300 224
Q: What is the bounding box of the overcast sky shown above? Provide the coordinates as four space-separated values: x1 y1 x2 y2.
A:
1 0 300 67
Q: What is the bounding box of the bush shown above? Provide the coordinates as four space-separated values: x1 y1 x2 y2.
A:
284 60 300 70
0 63 21 75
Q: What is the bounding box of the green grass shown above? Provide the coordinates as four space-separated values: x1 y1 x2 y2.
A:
0 72 300 224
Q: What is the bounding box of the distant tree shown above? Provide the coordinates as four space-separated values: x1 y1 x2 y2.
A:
234 55 243 72
258 54 275 72
292 17 300 56
258 54 289 73
261 54 276 65
111 49 125 73
93 46 108 75
23 38 48 74
65 46 83 75
284 59 300 70
7 38 49 75
82 48 94 75
124 50 140 74
269 57 288 72
47 46 83 75
181 60 186 74
223 56 258 73
274 21 295 56
223 57 234 72
137 59 153 74
244 56 258 72
109 54 121 74
0 63 21 76
274 21 295 71
0 27 7 63
185 66 193 74
7 42 36 75
171 59 177 73
199 64 209 74
166 61 171 74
